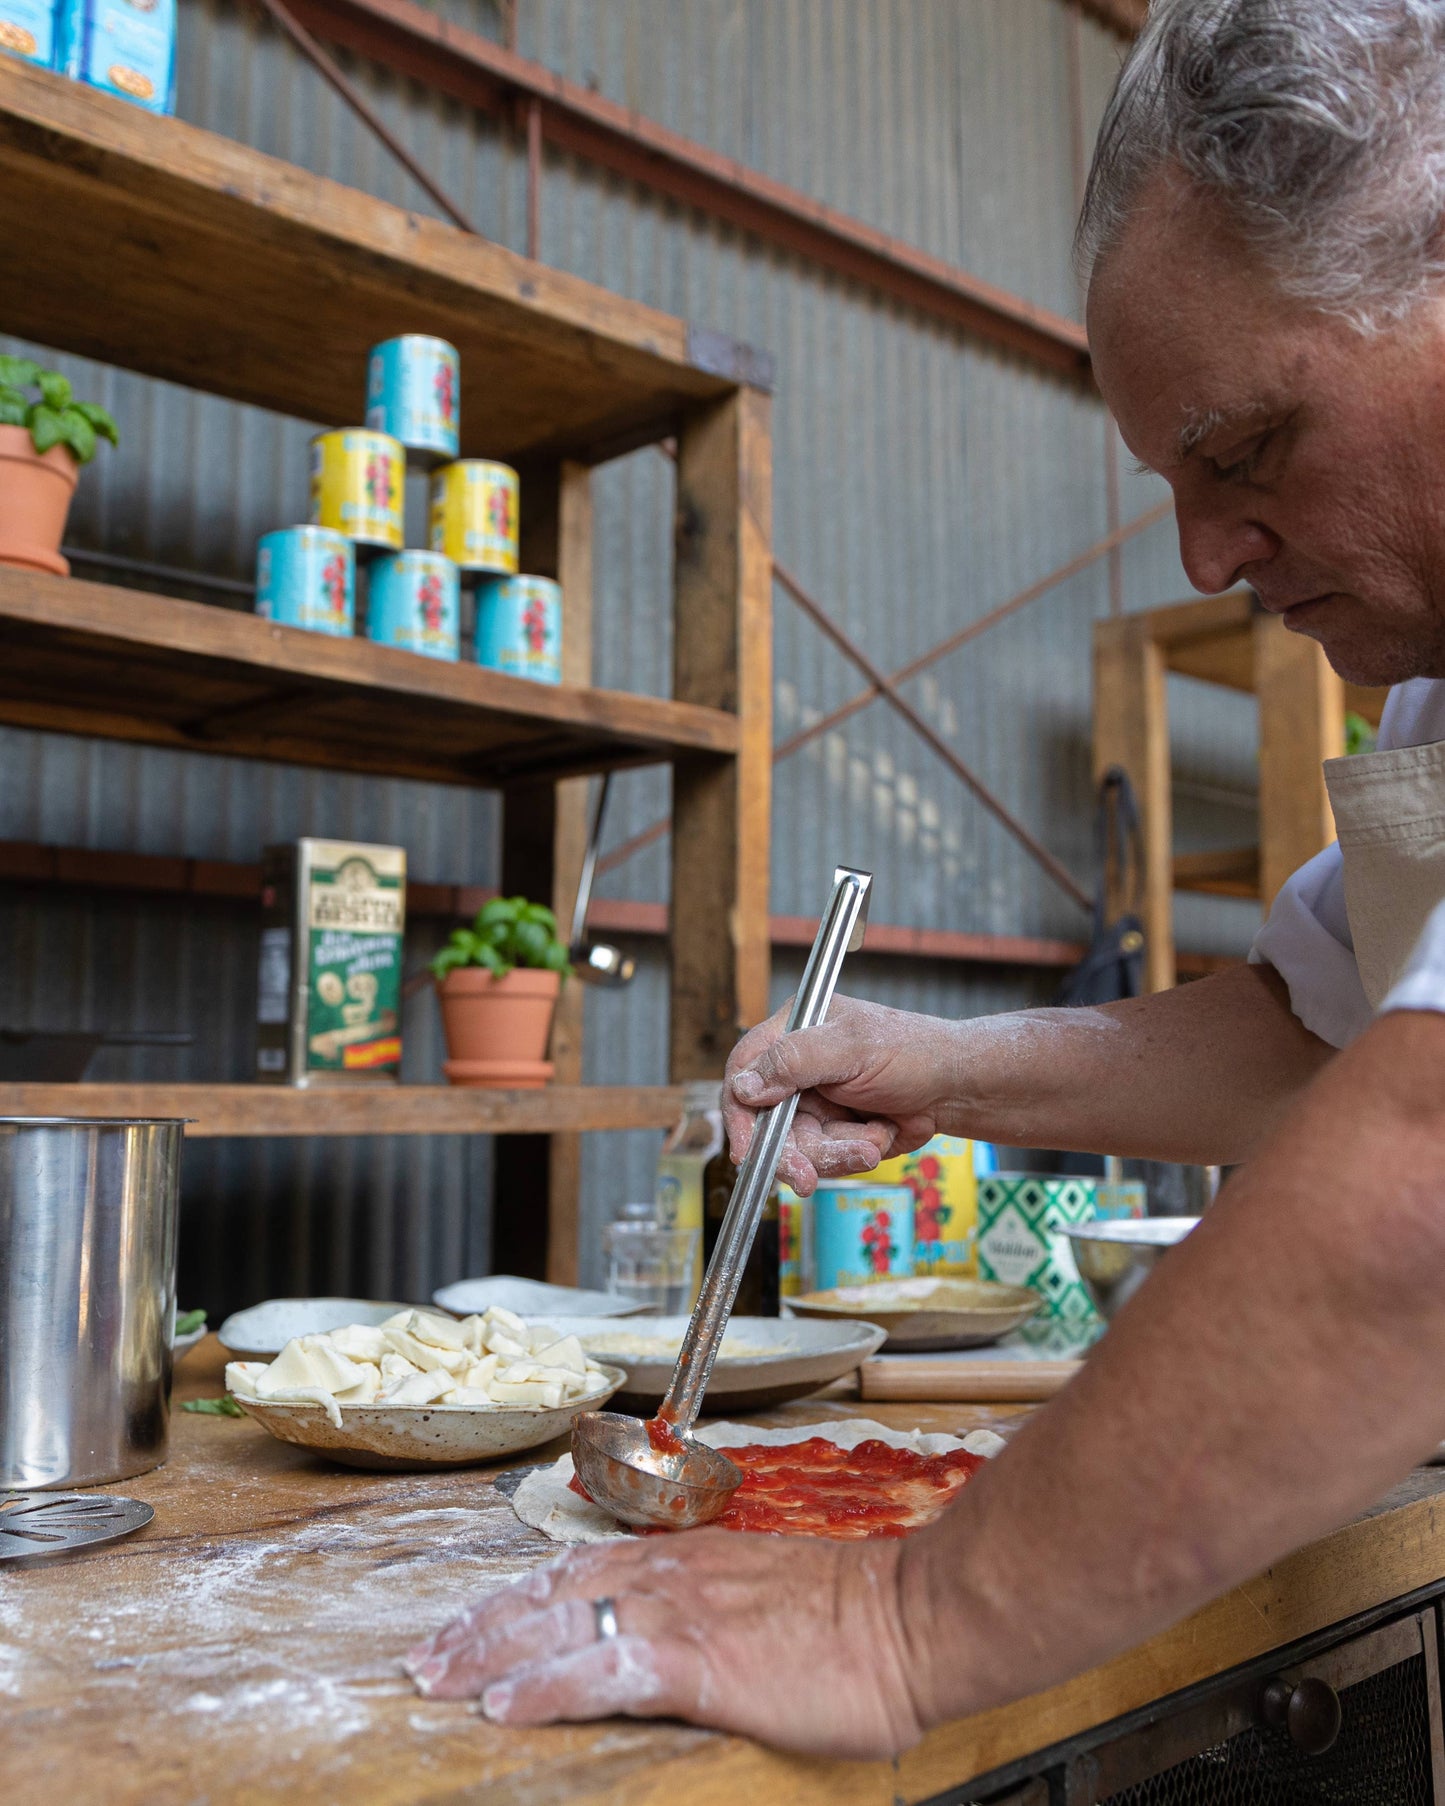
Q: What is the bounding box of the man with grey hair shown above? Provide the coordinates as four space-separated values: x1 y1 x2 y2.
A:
407 0 1445 1758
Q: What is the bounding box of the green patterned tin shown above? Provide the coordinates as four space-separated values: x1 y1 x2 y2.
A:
976 1174 1144 1332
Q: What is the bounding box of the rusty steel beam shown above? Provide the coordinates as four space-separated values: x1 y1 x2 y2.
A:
598 497 1174 881
263 0 1093 380
772 561 1092 909
1076 0 1147 35
249 0 480 234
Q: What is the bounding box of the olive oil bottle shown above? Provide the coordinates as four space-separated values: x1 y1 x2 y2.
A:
702 1144 781 1316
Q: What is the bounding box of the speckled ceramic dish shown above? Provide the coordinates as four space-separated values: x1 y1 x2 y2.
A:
785 1277 1041 1352
431 1276 645 1319
217 1298 414 1360
227 1364 627 1470
547 1314 887 1414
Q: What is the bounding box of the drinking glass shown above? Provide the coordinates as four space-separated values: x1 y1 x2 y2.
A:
603 1222 700 1315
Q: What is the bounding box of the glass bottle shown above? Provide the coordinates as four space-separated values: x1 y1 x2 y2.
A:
654 1080 723 1303
702 1142 781 1317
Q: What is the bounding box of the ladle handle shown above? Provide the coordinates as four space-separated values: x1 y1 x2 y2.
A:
660 866 873 1437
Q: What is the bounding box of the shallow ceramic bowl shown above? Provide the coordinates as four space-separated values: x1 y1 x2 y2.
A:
785 1277 1041 1352
229 1364 627 1470
1060 1216 1197 1320
432 1276 645 1319
545 1314 887 1414
217 1297 413 1359
173 1325 207 1360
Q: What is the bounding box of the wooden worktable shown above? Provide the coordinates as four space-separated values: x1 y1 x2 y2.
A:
6 1340 1445 1805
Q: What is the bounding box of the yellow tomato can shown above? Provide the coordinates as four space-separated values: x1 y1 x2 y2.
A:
308 429 405 550
870 1134 978 1277
428 459 519 573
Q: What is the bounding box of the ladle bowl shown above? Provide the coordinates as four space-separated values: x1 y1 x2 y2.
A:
570 1410 742 1530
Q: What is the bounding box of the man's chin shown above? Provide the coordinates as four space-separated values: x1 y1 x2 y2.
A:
1283 609 1445 688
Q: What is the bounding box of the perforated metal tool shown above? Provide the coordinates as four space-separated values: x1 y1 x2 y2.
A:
0 1491 154 1560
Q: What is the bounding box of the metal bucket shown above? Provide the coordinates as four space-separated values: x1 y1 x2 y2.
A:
0 1117 185 1489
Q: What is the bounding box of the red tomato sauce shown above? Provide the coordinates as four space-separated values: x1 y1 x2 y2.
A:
568 1435 984 1540
703 1437 983 1540
645 1415 686 1456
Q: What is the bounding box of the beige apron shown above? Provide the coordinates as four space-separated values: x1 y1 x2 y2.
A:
1325 737 1445 1006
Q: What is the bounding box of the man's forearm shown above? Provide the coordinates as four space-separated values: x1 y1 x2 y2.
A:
941 962 1334 1165
903 1007 1445 1728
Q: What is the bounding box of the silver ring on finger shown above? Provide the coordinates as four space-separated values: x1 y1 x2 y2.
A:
592 1596 620 1642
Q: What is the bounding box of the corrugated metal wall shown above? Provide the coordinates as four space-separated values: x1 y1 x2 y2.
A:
0 1 1258 1307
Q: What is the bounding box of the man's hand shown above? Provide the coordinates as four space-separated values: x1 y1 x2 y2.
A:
722 995 960 1194
404 1530 925 1759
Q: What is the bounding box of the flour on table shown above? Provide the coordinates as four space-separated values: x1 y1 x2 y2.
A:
510 1418 1005 1544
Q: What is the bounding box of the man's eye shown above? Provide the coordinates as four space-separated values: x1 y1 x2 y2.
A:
1211 434 1270 484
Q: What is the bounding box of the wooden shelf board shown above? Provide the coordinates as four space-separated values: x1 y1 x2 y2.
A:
0 1082 687 1137
0 568 738 784
0 59 756 463
1172 845 1261 899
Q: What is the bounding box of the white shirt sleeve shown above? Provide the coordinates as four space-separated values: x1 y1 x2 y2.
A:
1379 896 1445 1017
1248 841 1373 1048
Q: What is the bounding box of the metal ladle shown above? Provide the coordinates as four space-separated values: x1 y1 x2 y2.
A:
568 773 636 987
570 864 873 1529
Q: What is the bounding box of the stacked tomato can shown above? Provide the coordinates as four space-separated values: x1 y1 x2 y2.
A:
253 333 561 683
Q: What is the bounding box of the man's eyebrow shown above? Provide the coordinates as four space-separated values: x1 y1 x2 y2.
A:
1176 404 1267 462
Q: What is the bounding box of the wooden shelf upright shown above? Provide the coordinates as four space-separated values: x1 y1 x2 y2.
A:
1093 590 1386 993
0 59 775 1283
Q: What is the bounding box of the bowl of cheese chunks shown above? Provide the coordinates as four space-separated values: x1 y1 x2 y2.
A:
225 1305 624 1469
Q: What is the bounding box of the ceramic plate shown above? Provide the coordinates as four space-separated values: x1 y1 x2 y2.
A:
432 1276 645 1319
229 1365 626 1470
216 1297 413 1360
173 1326 207 1360
785 1277 1040 1352
540 1314 887 1414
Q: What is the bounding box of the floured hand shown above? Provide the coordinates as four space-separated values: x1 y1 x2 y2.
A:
404 1530 927 1758
723 994 960 1194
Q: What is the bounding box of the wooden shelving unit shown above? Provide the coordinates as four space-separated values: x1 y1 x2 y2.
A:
0 1084 686 1138
0 59 775 1282
1094 589 1386 992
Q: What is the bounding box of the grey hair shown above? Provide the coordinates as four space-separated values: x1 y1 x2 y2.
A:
1077 0 1445 331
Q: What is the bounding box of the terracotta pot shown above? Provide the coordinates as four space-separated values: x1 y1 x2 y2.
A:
0 425 79 576
437 967 561 1076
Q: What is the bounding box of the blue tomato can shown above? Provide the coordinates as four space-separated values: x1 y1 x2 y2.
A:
812 1181 914 1291
365 335 459 464
254 527 355 637
366 550 460 662
474 574 562 685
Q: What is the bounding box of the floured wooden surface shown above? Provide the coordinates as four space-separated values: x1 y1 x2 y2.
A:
0 1338 1023 1806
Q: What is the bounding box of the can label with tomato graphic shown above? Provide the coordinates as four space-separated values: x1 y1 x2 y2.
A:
366 550 460 661
777 1183 811 1296
309 430 405 549
870 1134 977 1277
812 1181 913 1291
474 574 562 685
429 460 519 573
255 527 355 637
365 335 460 464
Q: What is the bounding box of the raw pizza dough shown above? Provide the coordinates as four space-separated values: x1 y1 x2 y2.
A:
510 1418 1007 1544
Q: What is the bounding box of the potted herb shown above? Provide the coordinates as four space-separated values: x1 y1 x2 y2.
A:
430 896 570 1087
0 356 119 577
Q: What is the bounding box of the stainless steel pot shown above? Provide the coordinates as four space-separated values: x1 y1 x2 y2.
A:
0 1117 185 1489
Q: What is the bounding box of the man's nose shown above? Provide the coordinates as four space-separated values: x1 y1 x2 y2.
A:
1173 491 1280 595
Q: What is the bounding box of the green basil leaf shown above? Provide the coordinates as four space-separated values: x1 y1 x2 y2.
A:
182 1396 245 1417
175 1308 207 1335
37 371 73 410
514 919 549 961
0 395 25 427
73 401 119 445
0 355 40 390
60 410 96 465
28 405 66 454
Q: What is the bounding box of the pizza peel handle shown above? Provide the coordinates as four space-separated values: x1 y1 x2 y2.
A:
570 866 873 1530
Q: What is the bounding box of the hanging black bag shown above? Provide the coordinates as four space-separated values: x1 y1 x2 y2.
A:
1056 765 1146 1007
